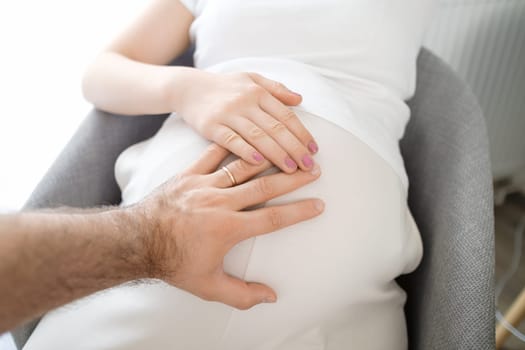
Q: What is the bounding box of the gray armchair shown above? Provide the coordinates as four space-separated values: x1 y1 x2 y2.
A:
12 48 495 349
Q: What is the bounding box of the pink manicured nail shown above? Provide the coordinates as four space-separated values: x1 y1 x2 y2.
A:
285 157 297 169
302 155 314 168
253 152 264 163
308 141 319 154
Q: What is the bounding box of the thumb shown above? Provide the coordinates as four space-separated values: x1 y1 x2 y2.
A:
212 271 277 310
248 73 302 106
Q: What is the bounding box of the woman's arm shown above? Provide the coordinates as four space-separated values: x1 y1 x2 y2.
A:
81 0 194 115
82 0 319 173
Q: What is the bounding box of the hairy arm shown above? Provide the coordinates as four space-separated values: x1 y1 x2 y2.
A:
0 208 149 333
0 146 324 334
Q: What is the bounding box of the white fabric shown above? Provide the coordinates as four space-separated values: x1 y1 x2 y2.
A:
179 0 435 191
25 111 422 350
25 1 432 349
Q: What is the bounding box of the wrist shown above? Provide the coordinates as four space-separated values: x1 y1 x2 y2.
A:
103 207 156 281
122 202 170 281
165 66 199 113
166 66 213 115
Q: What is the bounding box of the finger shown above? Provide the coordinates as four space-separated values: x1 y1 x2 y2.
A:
210 271 277 310
259 93 318 155
212 125 265 165
227 164 321 210
234 199 325 242
210 158 273 188
183 144 230 175
249 109 314 171
227 116 298 174
247 72 302 107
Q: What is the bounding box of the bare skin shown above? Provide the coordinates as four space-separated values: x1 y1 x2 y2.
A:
0 145 324 334
82 0 319 173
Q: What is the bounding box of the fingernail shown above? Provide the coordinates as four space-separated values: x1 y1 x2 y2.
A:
261 296 276 303
286 87 302 98
302 155 314 168
308 141 318 154
314 199 325 212
253 152 264 163
310 164 321 177
285 157 297 170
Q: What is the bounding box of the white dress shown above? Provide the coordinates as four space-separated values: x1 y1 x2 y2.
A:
24 1 434 349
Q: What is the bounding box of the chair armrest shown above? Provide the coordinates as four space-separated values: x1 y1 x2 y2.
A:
399 48 495 349
23 110 168 209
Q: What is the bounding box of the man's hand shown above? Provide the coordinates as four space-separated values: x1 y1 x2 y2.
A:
134 144 324 309
0 144 322 332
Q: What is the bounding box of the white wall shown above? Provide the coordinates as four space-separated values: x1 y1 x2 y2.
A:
0 0 148 211
423 0 525 179
1 2 149 347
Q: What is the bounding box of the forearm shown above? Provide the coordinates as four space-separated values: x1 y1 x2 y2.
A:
81 51 197 115
0 208 151 333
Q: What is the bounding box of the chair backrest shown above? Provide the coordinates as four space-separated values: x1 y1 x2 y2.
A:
399 48 495 349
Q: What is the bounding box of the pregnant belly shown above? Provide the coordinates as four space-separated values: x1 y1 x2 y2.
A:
24 111 422 350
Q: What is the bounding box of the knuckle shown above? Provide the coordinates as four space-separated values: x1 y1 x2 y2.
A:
232 159 251 174
281 109 297 123
248 126 266 139
205 191 230 208
206 144 224 158
269 121 287 134
229 72 249 83
171 172 186 185
246 84 264 96
235 294 253 310
269 79 282 90
221 131 241 146
187 188 222 208
255 177 274 196
223 93 244 107
166 173 191 194
268 207 283 229
246 71 261 81
183 176 203 190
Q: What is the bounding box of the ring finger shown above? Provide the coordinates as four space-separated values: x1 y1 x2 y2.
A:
210 157 273 188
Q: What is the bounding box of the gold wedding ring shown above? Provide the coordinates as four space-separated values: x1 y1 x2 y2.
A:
221 166 237 186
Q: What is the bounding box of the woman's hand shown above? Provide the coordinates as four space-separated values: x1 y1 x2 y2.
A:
172 69 319 173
